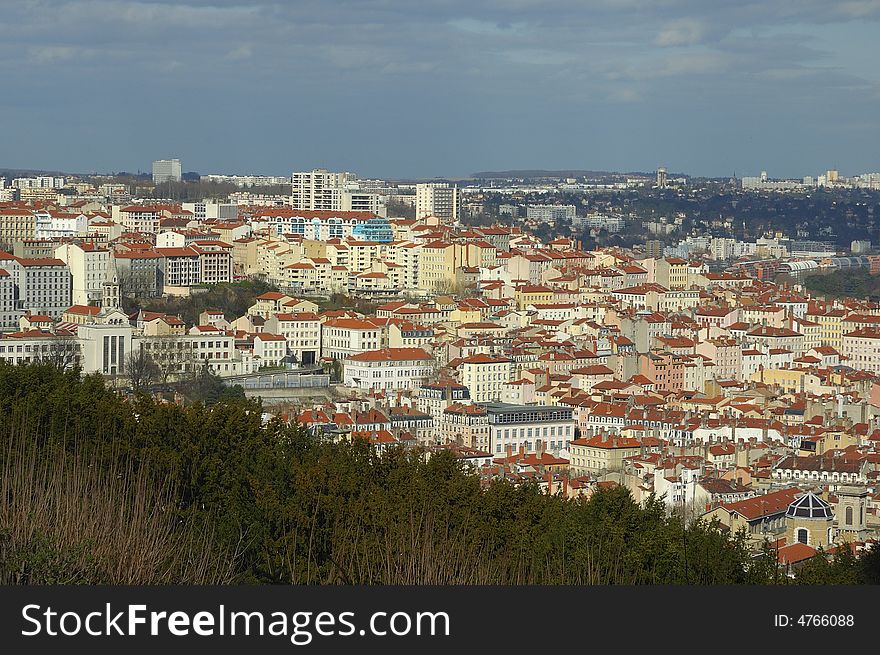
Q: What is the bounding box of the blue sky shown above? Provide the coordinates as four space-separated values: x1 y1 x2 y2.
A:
1 0 878 179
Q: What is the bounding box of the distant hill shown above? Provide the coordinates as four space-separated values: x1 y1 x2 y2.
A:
0 168 152 179
0 168 68 178
470 169 653 179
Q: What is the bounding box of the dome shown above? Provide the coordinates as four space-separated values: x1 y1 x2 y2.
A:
785 492 832 520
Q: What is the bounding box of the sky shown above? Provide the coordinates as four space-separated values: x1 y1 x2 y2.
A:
1 0 878 179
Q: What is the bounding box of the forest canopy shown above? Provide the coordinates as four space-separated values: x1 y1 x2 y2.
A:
1 363 876 585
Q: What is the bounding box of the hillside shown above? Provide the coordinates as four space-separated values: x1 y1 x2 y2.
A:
1 364 875 585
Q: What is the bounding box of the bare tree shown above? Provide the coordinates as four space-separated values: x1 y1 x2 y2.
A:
35 335 81 370
143 335 192 383
125 346 160 391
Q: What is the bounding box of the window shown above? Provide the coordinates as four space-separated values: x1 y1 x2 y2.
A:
796 528 808 545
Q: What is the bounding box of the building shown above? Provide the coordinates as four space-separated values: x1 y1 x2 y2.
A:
702 488 801 546
55 242 109 306
157 247 201 288
785 492 833 548
264 312 322 365
483 402 575 456
525 205 576 222
841 328 880 374
265 209 390 242
35 211 88 240
112 250 163 298
290 169 354 210
343 347 434 391
117 205 173 234
152 159 182 184
417 379 471 420
0 208 36 248
191 241 233 285
17 257 72 318
0 329 81 368
656 167 668 189
569 434 642 475
289 169 386 216
253 333 287 367
458 353 513 403
322 317 384 360
439 403 489 450
0 267 18 329
415 183 460 224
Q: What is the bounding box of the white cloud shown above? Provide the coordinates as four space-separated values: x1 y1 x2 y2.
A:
654 18 710 47
225 45 252 61
28 45 82 63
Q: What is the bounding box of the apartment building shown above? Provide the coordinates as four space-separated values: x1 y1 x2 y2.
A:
265 209 389 242
484 402 575 456
113 250 163 297
415 183 460 224
569 434 642 476
458 353 513 402
439 403 489 450
157 247 201 288
0 208 36 247
18 257 72 318
191 241 233 285
841 328 880 374
321 317 385 360
343 347 434 391
265 312 322 365
290 169 355 210
55 242 109 306
253 333 287 367
117 205 174 233
0 268 19 329
417 379 471 420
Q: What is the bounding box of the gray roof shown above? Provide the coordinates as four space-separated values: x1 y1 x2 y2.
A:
786 492 833 520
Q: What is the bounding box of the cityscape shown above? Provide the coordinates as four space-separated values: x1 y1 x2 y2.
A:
2 161 880 585
3 6 880 632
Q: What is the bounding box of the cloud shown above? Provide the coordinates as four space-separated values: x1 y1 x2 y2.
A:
0 0 877 177
225 45 252 61
27 45 83 63
654 18 710 47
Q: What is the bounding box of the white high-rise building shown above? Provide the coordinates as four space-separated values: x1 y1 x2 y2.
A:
55 242 110 306
289 169 386 216
656 167 668 188
290 169 356 210
415 183 460 223
152 159 182 184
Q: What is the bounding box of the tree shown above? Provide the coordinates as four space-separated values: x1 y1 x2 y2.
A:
125 347 160 391
178 361 244 405
35 335 80 371
145 335 189 383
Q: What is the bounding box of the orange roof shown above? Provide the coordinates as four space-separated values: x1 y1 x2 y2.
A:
65 305 101 316
721 488 801 521
347 347 431 362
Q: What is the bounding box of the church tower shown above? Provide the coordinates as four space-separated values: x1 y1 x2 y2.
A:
836 486 869 542
102 254 121 312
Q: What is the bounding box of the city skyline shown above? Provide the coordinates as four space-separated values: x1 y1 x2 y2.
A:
0 1 878 179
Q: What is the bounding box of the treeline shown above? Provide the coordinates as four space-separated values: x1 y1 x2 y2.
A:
804 269 880 300
1 363 877 585
124 279 278 325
